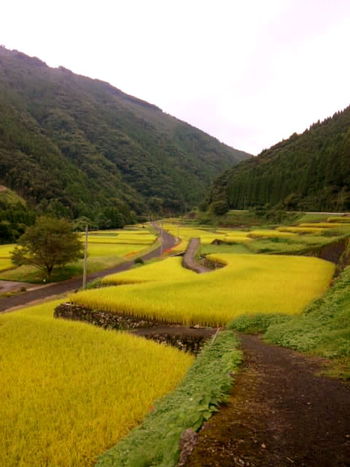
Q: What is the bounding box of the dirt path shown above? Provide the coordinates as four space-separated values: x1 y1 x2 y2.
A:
186 334 350 467
183 238 210 273
0 226 176 312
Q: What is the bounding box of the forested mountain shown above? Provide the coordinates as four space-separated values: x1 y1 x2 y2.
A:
209 106 350 212
0 46 250 226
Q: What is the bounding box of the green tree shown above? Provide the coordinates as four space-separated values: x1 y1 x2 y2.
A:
11 217 83 279
210 200 229 216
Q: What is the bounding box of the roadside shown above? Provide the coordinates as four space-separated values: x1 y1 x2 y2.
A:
0 227 176 313
185 334 350 467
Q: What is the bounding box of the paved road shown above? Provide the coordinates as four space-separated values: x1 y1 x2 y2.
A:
0 225 176 312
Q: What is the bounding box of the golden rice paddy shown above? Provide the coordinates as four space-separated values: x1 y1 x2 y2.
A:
102 257 196 285
72 254 335 327
248 230 296 239
277 226 325 235
0 301 193 466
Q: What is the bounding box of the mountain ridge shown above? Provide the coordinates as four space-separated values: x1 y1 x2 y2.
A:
0 46 250 225
209 105 350 212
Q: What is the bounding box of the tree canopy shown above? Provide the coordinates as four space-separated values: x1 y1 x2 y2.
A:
209 106 350 212
11 217 83 279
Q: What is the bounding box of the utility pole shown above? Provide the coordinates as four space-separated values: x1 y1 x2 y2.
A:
82 224 88 289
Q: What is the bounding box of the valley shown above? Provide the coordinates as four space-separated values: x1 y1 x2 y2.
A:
0 214 349 465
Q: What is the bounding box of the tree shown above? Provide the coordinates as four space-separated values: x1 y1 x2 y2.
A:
210 200 229 216
11 217 83 279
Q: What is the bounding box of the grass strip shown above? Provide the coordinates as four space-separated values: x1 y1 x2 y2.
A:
97 330 242 467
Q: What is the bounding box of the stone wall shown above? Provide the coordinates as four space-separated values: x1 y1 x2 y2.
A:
54 302 215 354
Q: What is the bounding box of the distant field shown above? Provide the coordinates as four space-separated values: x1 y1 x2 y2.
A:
0 244 16 272
0 301 193 466
0 258 15 272
72 254 335 327
0 243 15 257
0 228 157 283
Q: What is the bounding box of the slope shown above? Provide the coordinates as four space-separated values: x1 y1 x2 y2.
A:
0 46 250 223
209 106 350 212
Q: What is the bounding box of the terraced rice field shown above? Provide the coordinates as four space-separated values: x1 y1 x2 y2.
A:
71 254 335 327
102 257 196 285
0 301 193 466
277 226 325 235
0 227 157 281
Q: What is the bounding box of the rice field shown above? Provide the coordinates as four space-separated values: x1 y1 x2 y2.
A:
0 301 193 466
71 254 335 327
0 243 15 257
0 244 16 272
277 226 325 235
0 258 15 272
248 230 296 239
163 223 252 247
87 243 150 258
102 257 196 285
0 227 157 282
298 223 343 228
85 230 157 245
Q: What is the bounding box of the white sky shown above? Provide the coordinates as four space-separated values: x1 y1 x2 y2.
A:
2 0 350 154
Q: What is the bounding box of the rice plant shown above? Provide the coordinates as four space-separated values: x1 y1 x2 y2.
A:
72 253 335 327
0 301 193 466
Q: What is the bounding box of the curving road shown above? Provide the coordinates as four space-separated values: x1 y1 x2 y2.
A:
0 225 176 313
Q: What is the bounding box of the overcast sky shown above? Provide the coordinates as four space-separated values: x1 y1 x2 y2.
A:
2 0 350 154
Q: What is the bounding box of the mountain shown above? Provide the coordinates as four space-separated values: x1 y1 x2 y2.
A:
0 46 250 226
209 106 350 212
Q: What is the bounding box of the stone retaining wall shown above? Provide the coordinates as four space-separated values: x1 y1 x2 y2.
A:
54 303 163 330
54 303 214 354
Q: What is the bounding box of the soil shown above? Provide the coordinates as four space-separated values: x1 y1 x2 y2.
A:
0 226 176 313
185 334 350 467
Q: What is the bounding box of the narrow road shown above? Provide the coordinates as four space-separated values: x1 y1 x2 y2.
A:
186 334 350 467
182 238 210 273
0 225 176 312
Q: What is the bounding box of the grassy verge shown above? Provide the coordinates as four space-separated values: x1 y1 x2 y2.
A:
97 331 242 467
228 265 350 379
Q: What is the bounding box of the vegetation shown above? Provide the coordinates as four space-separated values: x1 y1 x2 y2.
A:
71 254 334 326
97 331 242 467
229 265 350 378
0 186 36 243
11 216 83 279
0 46 249 225
208 106 350 212
0 225 158 283
102 257 196 285
0 300 193 465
